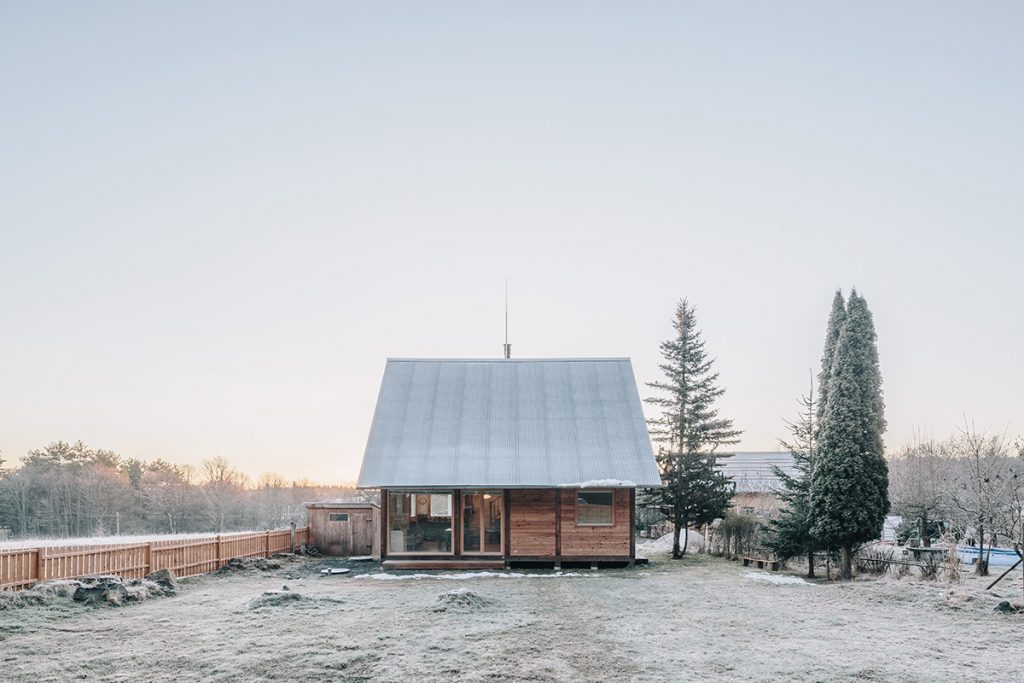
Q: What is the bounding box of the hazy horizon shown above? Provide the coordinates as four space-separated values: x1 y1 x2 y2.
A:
3 3 1022 481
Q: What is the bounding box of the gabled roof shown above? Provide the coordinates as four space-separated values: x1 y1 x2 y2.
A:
717 451 797 493
357 358 661 488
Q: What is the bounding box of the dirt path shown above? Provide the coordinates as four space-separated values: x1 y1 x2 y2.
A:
1 556 1020 682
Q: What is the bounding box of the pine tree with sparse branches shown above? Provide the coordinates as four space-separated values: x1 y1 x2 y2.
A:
643 299 742 559
767 381 819 577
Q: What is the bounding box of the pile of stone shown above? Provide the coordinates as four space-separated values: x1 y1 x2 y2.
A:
0 569 177 610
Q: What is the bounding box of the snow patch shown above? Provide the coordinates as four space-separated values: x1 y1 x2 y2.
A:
742 572 812 586
636 530 705 556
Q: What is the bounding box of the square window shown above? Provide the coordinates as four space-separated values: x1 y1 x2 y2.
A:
387 491 453 554
577 490 614 526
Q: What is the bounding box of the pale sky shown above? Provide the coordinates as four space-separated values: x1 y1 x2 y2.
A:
2 2 1022 482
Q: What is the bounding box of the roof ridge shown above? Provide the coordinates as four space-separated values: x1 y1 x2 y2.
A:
386 357 632 362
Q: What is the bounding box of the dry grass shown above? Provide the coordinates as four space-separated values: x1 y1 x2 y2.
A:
0 555 1021 682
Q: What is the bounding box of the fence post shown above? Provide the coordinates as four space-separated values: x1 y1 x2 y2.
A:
35 547 45 586
144 543 152 576
290 522 297 553
265 530 271 558
216 534 223 568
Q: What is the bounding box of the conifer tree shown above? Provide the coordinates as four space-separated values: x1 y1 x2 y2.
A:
767 382 819 577
644 299 741 559
817 290 846 427
810 290 889 578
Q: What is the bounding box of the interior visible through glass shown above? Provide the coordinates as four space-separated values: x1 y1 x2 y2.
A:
462 491 502 554
387 492 453 553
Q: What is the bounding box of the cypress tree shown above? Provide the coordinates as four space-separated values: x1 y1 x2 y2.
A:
810 290 889 578
644 299 742 559
816 290 846 427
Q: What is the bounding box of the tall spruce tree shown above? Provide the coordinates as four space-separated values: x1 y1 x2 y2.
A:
810 290 889 579
767 382 819 577
644 299 742 559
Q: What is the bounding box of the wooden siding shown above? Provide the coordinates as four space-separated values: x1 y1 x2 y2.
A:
307 505 380 558
558 489 631 557
509 489 557 557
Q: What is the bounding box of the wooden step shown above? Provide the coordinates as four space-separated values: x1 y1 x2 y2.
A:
382 559 507 570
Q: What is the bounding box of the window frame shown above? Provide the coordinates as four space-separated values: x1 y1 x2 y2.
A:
386 490 455 556
461 490 504 556
575 489 615 527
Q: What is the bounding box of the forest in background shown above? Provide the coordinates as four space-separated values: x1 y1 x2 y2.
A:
0 441 371 540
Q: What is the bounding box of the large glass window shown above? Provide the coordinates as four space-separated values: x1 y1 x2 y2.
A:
462 491 503 554
576 490 614 526
388 492 453 554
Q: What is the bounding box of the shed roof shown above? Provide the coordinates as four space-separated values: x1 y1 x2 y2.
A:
356 358 661 488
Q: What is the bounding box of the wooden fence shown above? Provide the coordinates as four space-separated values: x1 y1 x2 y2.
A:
0 527 309 591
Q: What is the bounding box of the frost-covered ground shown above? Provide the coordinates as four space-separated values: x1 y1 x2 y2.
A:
1 554 1021 682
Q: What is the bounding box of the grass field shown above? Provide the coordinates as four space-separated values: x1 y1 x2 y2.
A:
1 554 1021 682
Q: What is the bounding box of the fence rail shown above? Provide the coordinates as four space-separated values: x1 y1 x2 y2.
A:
0 527 309 591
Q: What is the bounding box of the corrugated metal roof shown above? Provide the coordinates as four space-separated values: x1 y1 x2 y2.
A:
717 452 797 493
356 358 661 488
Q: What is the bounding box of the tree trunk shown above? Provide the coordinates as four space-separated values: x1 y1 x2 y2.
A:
806 550 816 579
671 522 683 560
680 520 689 556
920 514 931 548
840 545 852 580
975 523 988 576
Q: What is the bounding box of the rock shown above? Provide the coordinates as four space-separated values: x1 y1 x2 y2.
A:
994 601 1020 614
145 568 178 593
73 576 129 606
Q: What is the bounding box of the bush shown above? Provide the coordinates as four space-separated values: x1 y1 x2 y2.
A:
854 547 895 575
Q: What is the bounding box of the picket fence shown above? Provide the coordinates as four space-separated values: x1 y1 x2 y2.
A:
0 527 309 591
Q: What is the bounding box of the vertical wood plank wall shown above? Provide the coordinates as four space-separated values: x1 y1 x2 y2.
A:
375 487 638 561
508 489 558 557
306 506 379 557
557 489 631 558
0 527 309 591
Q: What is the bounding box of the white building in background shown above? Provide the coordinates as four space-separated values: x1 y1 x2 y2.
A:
716 452 797 517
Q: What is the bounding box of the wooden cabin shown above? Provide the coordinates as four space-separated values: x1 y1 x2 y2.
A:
356 358 661 569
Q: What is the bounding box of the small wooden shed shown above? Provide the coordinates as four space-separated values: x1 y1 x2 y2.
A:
305 502 380 558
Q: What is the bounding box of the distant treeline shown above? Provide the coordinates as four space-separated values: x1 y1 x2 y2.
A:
0 441 371 540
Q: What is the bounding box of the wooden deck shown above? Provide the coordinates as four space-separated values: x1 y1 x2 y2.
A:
382 559 507 570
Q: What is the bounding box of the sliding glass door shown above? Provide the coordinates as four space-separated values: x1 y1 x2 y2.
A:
461 491 502 555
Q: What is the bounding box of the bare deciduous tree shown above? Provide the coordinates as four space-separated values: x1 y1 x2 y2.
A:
946 424 1014 576
888 436 951 548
